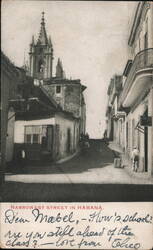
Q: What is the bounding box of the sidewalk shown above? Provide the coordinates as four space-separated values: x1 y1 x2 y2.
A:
108 141 153 184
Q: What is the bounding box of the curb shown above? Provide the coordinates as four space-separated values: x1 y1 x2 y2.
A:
56 149 80 164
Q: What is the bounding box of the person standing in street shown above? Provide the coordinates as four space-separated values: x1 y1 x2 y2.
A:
132 147 139 172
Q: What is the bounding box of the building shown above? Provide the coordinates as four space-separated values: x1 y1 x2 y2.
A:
1 52 19 181
118 1 153 175
105 75 123 144
10 12 86 163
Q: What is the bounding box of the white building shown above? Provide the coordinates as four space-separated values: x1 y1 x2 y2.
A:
119 2 153 175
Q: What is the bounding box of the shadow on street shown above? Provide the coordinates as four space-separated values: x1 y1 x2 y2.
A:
6 140 114 175
2 139 153 202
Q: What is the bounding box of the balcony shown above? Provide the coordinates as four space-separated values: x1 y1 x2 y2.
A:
119 48 153 108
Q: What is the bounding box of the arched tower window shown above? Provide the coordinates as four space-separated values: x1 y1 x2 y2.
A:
38 59 44 73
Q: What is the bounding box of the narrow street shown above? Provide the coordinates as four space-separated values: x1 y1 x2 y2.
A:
4 140 153 184
1 140 153 202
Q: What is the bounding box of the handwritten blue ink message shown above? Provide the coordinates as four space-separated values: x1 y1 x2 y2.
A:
1 203 153 249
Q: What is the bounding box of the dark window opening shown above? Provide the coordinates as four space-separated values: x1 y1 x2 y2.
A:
56 86 61 94
39 48 43 54
38 59 44 73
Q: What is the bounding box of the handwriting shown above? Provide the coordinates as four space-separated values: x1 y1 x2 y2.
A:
111 237 141 249
3 208 151 249
107 225 134 242
122 213 152 223
76 225 105 237
89 210 113 223
117 225 134 237
5 230 30 247
56 238 76 247
32 209 75 223
47 225 74 241
78 238 101 249
114 212 153 224
5 209 30 224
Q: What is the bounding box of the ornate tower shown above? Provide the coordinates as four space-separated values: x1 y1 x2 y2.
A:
29 12 53 79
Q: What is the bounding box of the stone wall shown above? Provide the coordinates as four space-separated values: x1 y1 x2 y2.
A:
64 85 81 117
55 113 79 159
44 83 81 118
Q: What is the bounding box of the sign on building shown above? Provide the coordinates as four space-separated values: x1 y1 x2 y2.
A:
140 116 152 126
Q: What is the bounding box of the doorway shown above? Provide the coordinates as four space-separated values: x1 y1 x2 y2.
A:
144 109 148 172
144 126 148 172
67 128 71 153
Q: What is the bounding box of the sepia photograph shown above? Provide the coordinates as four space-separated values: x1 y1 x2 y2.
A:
1 0 153 203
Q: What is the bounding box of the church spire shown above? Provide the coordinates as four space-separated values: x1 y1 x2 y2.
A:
37 12 48 45
56 58 65 79
48 36 53 47
29 12 54 79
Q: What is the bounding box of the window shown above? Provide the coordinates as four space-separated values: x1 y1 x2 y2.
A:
39 48 43 54
56 86 61 94
132 119 135 148
144 18 148 50
25 134 32 144
25 134 40 144
144 32 148 49
33 134 39 144
139 37 141 51
38 59 44 73
144 32 148 65
24 126 41 144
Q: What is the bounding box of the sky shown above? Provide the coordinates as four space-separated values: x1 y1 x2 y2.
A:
2 0 136 138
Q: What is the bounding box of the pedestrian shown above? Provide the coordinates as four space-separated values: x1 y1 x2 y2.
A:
132 147 139 172
21 145 27 167
85 133 90 148
85 133 89 140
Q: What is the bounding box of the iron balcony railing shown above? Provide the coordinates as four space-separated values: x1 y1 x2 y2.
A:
119 48 153 107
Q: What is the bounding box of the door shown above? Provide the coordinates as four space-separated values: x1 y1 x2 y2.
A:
67 128 71 153
144 126 148 172
47 125 53 152
24 125 41 160
144 108 148 172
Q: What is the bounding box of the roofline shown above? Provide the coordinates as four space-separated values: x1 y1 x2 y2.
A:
128 2 145 46
43 79 87 91
1 51 18 76
56 110 80 120
39 85 59 109
44 78 81 83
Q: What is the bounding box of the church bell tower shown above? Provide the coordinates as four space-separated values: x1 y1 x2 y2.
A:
29 12 53 79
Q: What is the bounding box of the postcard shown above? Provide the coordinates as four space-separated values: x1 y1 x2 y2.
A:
1 0 153 249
